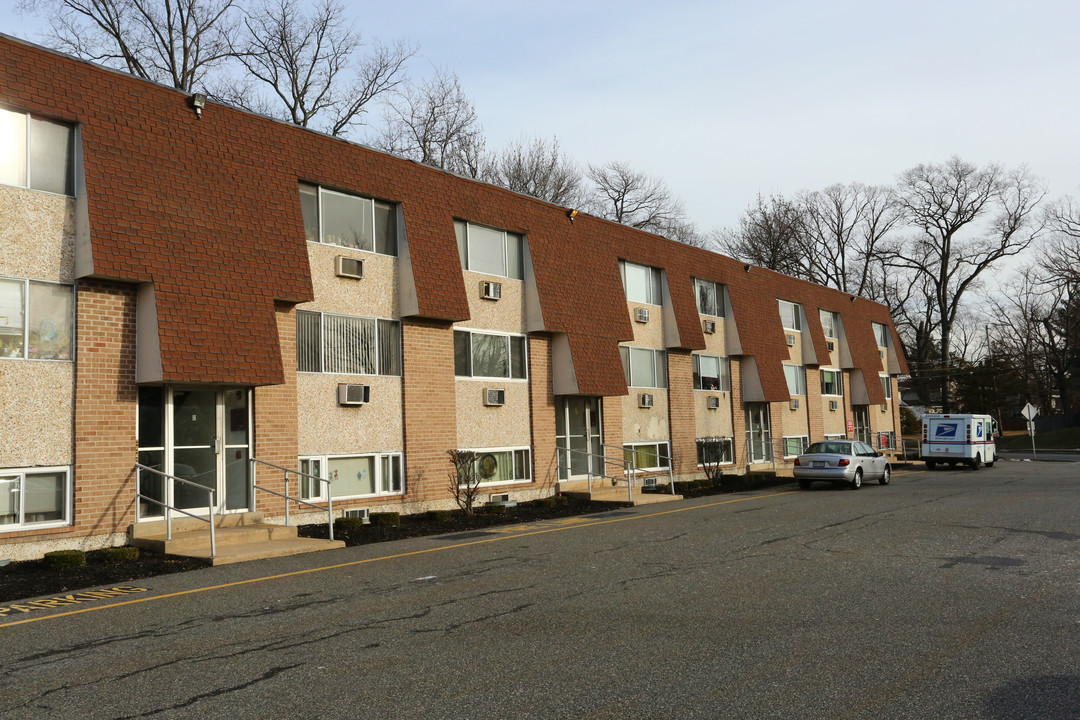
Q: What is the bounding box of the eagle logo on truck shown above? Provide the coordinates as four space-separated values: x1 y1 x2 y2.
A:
935 424 958 438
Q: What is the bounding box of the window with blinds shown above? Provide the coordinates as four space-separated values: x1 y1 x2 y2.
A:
297 310 401 376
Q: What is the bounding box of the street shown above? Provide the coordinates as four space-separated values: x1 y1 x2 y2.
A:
2 462 1078 719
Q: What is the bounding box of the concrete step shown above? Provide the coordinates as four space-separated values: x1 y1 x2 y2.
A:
557 482 683 506
130 511 268 539
190 538 346 566
131 523 302 556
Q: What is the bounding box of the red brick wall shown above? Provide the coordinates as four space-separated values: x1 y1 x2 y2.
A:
730 359 747 472
252 302 300 515
528 334 558 491
601 396 624 478
667 350 697 480
401 318 457 503
806 366 824 442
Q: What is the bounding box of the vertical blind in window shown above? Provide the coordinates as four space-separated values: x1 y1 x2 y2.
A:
297 310 400 375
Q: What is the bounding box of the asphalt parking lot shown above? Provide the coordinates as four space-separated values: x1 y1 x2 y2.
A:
2 461 1078 719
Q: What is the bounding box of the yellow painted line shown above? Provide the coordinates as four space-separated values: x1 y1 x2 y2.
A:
0 490 797 629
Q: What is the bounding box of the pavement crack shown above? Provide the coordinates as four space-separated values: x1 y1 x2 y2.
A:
114 663 303 719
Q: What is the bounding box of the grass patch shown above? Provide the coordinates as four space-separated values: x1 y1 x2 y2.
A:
998 426 1080 450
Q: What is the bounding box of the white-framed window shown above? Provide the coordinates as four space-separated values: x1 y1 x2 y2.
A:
623 442 670 471
0 276 75 361
778 299 802 332
872 321 889 348
459 447 531 486
692 354 730 391
298 452 404 500
0 466 71 530
454 330 527 380
824 433 846 440
693 277 725 317
783 363 806 396
299 183 397 256
0 107 75 196
696 437 734 466
296 310 401 376
819 310 838 339
880 375 893 400
821 369 843 396
782 436 809 458
619 346 668 389
455 220 524 279
619 260 664 305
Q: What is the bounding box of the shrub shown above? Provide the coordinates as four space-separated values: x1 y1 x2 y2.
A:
426 509 454 522
533 497 557 508
369 512 401 527
552 494 569 505
44 549 86 569
483 503 507 515
334 517 368 530
100 546 140 563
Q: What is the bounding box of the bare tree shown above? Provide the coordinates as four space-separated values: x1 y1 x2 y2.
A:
224 0 413 136
446 449 483 516
24 0 239 91
483 135 584 206
585 161 687 234
888 157 1046 412
716 193 808 278
373 68 485 177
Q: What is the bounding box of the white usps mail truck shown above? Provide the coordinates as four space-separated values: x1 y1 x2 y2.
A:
920 414 997 470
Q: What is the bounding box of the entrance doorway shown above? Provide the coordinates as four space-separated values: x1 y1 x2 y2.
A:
852 406 871 445
137 387 252 518
745 403 772 463
555 397 603 480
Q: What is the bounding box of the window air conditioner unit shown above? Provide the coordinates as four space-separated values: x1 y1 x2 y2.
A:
337 383 370 405
334 256 364 279
881 403 889 412
343 508 370 523
639 393 654 409
826 340 835 351
642 476 658 488
490 493 510 503
707 396 720 410
484 388 506 406
829 400 839 411
703 319 716 334
480 281 502 300
786 334 796 346
635 307 650 323
790 398 800 410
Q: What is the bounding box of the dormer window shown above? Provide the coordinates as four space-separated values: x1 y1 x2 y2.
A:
299 183 397 256
694 278 725 317
778 300 802 332
455 220 524 279
620 260 663 305
0 107 75 196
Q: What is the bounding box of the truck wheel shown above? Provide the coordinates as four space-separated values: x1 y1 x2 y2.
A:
925 460 936 470
985 460 995 468
969 454 981 470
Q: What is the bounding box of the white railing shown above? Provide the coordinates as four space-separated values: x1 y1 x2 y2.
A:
556 442 676 502
250 457 335 540
133 463 217 558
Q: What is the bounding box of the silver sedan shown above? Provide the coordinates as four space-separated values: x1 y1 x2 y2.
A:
793 440 891 490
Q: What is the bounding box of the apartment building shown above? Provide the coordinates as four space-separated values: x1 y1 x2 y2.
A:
0 36 907 559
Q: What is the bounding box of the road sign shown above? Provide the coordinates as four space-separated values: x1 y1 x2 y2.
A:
1021 403 1039 421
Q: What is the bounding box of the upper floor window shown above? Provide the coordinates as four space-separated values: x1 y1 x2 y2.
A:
0 277 74 361
620 260 663 306
783 363 806 396
299 183 397 256
692 353 731 391
454 330 527 379
872 322 889 347
455 220 523 279
694 278 725 317
821 369 843 396
880 375 893 400
778 300 802 332
296 310 401 375
620 346 668 389
820 310 837 339
0 108 75 196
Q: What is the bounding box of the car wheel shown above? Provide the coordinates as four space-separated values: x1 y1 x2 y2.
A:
926 460 936 470
799 479 811 490
969 454 981 470
879 465 891 485
850 469 862 490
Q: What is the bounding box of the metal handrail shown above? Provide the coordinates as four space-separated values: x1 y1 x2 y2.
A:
133 463 216 558
250 457 335 541
556 443 676 501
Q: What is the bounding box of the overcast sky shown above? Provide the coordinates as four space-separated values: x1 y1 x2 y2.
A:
3 0 1078 234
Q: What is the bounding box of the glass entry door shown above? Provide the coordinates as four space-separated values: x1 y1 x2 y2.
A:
745 403 772 464
852 406 871 445
137 387 252 518
555 397 603 480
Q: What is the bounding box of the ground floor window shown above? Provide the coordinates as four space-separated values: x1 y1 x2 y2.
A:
298 452 404 500
824 433 846 440
782 436 809 458
623 442 670 471
696 437 734 466
458 447 531 486
0 466 70 530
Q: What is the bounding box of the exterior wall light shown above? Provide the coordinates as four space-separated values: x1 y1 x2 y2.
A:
188 93 207 119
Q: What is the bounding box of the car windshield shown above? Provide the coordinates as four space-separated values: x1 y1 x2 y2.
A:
805 441 851 455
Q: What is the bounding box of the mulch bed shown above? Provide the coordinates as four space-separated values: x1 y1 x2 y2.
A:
1 476 793 604
0 550 210 604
